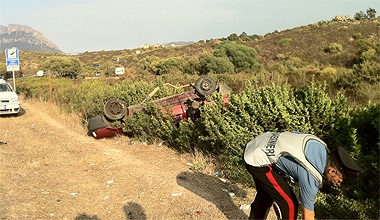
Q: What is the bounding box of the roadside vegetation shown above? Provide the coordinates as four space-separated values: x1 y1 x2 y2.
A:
1 9 379 219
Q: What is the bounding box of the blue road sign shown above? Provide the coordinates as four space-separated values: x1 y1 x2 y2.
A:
5 48 20 71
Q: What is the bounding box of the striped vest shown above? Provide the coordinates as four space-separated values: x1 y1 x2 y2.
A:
244 132 328 184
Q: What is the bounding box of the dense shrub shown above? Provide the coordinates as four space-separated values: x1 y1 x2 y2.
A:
137 55 160 74
207 56 235 74
16 77 184 120
359 48 378 63
323 43 343 53
278 38 293 47
315 104 379 219
183 55 201 75
42 56 82 77
352 61 380 84
154 57 187 75
321 67 337 75
16 77 52 100
333 60 380 104
213 41 262 73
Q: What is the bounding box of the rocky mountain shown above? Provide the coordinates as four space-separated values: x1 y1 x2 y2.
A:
0 24 62 53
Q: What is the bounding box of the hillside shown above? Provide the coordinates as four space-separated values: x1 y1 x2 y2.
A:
63 19 379 71
0 19 378 67
248 19 379 67
0 24 62 53
1 20 378 65
0 19 378 83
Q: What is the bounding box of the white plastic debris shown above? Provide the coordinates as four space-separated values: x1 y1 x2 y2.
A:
240 204 250 211
219 178 227 183
228 192 236 197
71 192 77 196
107 179 114 185
171 192 182 196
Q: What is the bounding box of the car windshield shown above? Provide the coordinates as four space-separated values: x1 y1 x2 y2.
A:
0 83 12 92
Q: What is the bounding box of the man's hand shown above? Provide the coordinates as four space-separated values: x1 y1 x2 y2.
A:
302 206 315 220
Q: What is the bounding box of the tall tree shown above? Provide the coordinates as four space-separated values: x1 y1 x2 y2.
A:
366 8 377 19
42 57 81 77
213 41 261 72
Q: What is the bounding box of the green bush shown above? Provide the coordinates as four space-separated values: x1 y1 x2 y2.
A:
207 56 235 74
359 48 377 63
323 43 343 53
17 77 52 100
154 57 187 75
278 38 293 47
353 61 380 84
137 55 160 74
42 56 82 77
213 41 261 73
315 104 379 219
333 61 380 104
321 67 337 75
354 38 373 52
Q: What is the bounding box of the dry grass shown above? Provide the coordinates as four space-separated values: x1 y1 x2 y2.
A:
0 98 279 219
187 148 216 175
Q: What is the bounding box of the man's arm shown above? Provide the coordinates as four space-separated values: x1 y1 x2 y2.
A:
302 206 315 220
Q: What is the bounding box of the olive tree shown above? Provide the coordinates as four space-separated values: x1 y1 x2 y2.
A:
366 8 377 19
207 56 235 74
42 57 82 77
213 41 261 73
354 11 368 20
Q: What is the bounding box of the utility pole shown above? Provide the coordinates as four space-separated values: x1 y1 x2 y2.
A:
49 70 53 103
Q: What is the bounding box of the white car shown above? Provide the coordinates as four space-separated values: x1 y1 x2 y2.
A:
0 78 20 115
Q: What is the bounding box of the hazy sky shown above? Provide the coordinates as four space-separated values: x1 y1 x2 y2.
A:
0 0 378 53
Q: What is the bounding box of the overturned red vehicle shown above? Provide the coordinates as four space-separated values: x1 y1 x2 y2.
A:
87 76 231 139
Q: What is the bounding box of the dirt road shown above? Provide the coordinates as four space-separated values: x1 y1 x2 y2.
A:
0 98 268 220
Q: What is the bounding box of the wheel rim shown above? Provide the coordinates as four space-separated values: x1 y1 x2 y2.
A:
200 79 212 91
104 98 127 120
109 101 123 115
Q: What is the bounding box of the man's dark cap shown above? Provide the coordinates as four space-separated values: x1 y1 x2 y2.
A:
333 146 364 175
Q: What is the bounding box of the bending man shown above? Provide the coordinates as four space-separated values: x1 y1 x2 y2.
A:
244 131 363 220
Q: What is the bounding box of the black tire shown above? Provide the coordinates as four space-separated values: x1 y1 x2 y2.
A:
88 115 107 131
104 98 128 121
101 115 113 127
194 75 217 97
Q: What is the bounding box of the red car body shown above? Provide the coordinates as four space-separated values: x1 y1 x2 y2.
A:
88 77 231 139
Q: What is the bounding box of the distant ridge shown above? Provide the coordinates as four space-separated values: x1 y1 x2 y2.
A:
0 24 62 53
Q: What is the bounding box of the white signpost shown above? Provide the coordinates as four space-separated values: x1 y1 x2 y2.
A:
5 47 20 91
115 67 125 75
